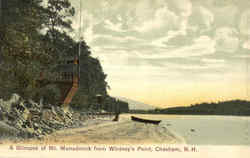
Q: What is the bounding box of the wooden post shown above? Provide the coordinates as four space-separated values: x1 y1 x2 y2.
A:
112 99 120 121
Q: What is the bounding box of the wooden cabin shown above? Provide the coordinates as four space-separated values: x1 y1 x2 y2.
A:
38 56 80 106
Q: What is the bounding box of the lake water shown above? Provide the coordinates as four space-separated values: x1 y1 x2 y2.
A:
128 114 250 145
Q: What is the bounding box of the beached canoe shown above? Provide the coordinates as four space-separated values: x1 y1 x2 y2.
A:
131 116 161 125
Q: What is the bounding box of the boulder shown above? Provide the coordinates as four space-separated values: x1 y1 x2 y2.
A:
0 94 84 139
0 99 11 113
21 108 30 121
9 94 21 105
0 94 21 113
42 109 54 121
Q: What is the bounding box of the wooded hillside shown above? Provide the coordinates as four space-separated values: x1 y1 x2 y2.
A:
0 0 128 113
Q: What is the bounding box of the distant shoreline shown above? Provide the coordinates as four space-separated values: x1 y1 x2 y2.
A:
129 112 250 117
129 99 250 117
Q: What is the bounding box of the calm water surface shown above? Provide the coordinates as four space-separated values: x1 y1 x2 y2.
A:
126 114 250 145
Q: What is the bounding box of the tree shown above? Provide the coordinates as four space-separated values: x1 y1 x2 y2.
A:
0 0 51 98
0 0 75 99
43 0 75 42
0 0 110 107
40 0 76 67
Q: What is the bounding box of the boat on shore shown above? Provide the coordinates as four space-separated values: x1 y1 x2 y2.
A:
131 116 161 125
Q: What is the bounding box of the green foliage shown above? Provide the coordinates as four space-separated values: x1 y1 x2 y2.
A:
0 0 47 99
0 0 112 108
43 0 75 42
70 42 109 109
0 0 75 100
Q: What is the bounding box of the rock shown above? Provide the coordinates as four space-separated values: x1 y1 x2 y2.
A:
51 106 57 116
0 94 84 139
23 100 32 108
66 112 72 119
62 104 69 113
29 109 41 122
39 98 44 107
72 112 80 120
42 109 54 121
9 94 21 105
21 108 30 121
0 121 19 138
0 94 21 113
28 99 39 107
0 99 11 113
18 127 35 138
42 104 52 110
0 105 4 120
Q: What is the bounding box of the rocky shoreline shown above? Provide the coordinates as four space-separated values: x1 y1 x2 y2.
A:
0 94 182 145
0 94 92 140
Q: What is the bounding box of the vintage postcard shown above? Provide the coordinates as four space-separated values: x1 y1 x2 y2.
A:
0 0 250 157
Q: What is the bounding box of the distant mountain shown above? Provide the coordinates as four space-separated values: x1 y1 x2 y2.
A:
115 96 156 110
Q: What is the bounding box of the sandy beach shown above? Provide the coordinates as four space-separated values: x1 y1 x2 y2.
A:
1 114 183 145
